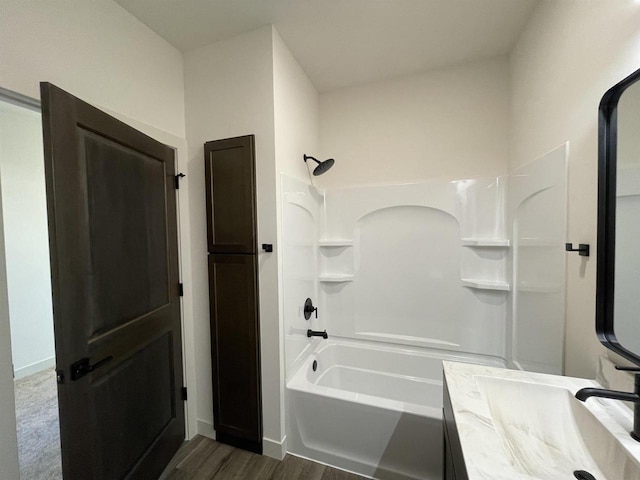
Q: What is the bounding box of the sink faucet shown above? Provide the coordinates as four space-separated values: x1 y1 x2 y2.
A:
575 370 640 441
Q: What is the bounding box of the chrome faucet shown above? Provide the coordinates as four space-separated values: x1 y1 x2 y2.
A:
575 368 640 441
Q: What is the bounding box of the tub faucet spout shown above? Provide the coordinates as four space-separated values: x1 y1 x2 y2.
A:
307 329 328 339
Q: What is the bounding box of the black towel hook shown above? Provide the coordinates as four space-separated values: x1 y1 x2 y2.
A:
565 243 590 257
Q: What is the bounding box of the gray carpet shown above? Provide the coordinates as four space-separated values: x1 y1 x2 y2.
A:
14 368 62 480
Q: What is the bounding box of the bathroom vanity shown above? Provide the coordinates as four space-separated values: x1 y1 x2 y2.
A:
442 361 640 480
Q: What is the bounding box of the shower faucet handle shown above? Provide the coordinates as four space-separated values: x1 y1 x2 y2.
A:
304 298 318 320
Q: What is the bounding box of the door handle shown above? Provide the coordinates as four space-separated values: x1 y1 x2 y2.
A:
70 356 113 381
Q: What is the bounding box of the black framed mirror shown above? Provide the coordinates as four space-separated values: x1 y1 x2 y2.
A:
597 66 640 365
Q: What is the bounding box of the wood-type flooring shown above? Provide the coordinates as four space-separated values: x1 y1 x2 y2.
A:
160 435 368 480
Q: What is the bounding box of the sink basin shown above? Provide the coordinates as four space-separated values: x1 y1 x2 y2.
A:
476 376 640 479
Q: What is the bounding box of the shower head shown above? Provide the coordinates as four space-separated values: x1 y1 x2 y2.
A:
304 154 335 176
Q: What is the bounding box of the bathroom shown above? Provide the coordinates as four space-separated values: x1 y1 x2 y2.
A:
1 1 640 479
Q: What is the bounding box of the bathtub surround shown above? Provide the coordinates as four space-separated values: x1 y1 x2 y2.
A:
508 143 568 374
281 175 323 377
283 153 567 370
319 179 508 357
281 147 568 477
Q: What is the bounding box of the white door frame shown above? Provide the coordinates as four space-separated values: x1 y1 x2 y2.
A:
0 88 27 480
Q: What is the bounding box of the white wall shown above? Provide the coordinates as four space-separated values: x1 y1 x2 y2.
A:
318 56 510 188
0 0 186 138
509 0 640 378
183 25 285 457
0 100 55 379
273 29 320 183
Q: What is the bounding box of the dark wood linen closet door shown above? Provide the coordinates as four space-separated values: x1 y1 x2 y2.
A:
205 134 262 454
41 83 185 479
205 136 257 254
208 254 262 451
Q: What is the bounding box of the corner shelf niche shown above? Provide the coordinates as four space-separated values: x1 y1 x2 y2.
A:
319 274 354 283
461 279 510 292
461 238 510 248
318 238 354 284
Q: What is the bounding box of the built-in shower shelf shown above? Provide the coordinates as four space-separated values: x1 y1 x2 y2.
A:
319 274 354 282
318 239 353 247
461 279 510 291
461 238 510 247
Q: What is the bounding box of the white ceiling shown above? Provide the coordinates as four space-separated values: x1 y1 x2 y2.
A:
115 0 539 92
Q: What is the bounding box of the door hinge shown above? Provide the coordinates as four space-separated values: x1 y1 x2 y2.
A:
175 173 186 189
56 369 64 384
178 283 184 297
181 386 188 401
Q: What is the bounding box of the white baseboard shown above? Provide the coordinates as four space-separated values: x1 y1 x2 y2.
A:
263 435 287 460
196 419 286 460
196 419 216 440
287 452 375 479
14 356 55 380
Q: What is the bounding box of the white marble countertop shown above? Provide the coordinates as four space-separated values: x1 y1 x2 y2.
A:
443 361 640 480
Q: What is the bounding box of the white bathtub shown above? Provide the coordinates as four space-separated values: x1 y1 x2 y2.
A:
286 338 505 480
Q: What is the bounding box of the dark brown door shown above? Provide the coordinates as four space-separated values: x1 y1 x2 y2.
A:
204 136 257 254
40 83 185 479
205 135 262 454
208 254 262 452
